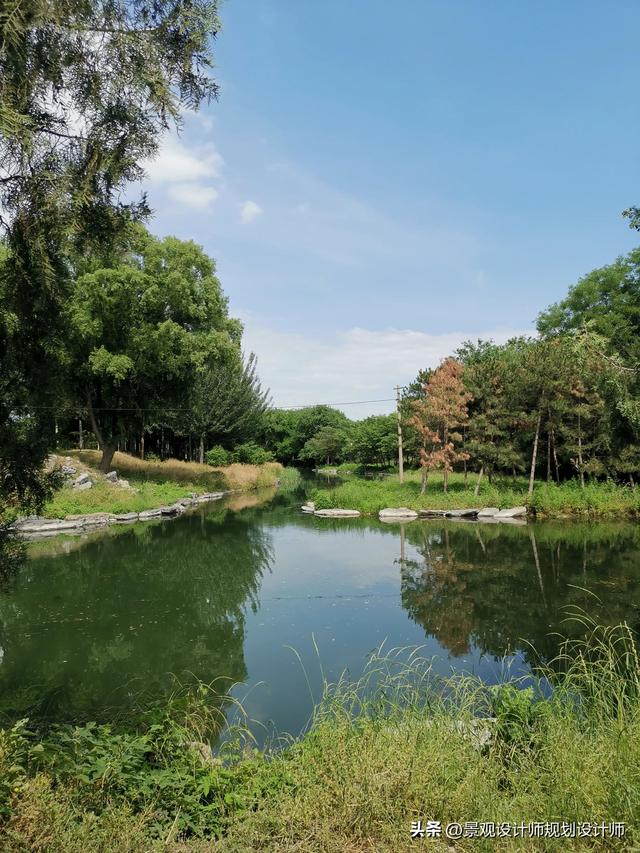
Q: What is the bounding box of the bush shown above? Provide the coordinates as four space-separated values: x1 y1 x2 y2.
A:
230 443 274 465
205 446 230 467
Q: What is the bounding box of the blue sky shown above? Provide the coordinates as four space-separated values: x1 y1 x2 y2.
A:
141 0 640 415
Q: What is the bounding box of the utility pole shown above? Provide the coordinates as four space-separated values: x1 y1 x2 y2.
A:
395 385 404 483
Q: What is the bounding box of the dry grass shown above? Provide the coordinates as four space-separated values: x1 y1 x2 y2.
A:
65 450 283 492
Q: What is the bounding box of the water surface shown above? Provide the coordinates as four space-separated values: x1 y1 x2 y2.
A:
1 484 639 739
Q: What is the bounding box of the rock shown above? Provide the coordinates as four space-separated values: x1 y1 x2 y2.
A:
75 480 93 491
116 478 132 489
65 512 114 527
114 512 139 523
13 517 81 533
60 464 77 476
444 508 478 518
301 503 315 513
138 508 162 520
105 470 118 482
187 740 220 767
418 509 448 517
74 472 91 486
193 492 225 504
495 506 527 519
314 508 361 517
478 507 500 517
379 508 419 520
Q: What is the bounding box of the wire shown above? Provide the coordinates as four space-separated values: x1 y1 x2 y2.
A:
10 397 398 414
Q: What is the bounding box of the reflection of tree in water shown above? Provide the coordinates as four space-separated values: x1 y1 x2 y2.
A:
0 505 274 723
400 520 640 666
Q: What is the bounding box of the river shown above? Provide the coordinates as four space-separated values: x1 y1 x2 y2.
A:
1 480 639 741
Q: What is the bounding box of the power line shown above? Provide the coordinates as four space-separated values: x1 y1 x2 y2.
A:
10 397 398 414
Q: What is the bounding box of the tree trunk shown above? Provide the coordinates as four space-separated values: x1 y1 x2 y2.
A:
199 435 205 465
99 443 116 473
577 412 585 489
463 458 468 488
528 410 542 497
474 465 484 497
420 467 428 495
551 428 560 483
78 416 83 449
546 428 551 483
140 432 145 460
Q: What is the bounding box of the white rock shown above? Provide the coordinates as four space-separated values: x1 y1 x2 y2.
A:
105 470 118 482
115 512 139 523
75 480 93 491
379 507 419 520
74 472 91 486
314 508 361 517
495 506 527 518
478 507 500 517
139 508 162 520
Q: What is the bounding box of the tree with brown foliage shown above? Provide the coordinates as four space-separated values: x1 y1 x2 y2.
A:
408 358 472 493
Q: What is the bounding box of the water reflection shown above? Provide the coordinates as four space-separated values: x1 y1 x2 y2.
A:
399 520 640 665
0 502 274 721
1 491 640 736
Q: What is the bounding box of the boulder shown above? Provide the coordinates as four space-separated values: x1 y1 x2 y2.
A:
301 503 315 513
314 508 361 517
13 517 80 533
418 509 448 517
61 464 77 476
105 470 118 482
138 508 162 520
75 480 93 491
495 506 527 519
478 507 500 517
114 512 139 523
74 472 91 486
379 508 419 520
445 508 478 518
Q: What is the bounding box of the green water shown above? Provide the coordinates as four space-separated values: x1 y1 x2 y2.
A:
1 485 639 739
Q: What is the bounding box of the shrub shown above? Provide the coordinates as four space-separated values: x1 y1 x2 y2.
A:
230 443 274 465
205 446 230 467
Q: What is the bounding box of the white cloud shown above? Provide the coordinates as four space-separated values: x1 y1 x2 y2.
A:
239 318 527 417
240 200 263 224
167 183 219 210
144 134 223 185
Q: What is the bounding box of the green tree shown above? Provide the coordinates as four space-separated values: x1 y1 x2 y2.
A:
185 352 270 464
299 426 349 466
67 229 239 471
348 414 397 467
0 0 221 504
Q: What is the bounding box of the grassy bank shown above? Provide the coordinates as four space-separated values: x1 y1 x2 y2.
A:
39 451 289 518
311 470 640 517
1 621 638 851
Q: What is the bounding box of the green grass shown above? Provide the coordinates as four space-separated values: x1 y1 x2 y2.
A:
42 480 199 518
35 452 289 519
1 619 639 851
310 470 640 517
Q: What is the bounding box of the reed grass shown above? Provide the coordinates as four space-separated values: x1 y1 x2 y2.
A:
1 619 638 851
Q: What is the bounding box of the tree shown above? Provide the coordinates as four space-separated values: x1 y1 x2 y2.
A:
66 229 240 471
1 0 221 503
408 358 472 493
299 426 349 466
348 414 397 467
457 339 526 491
260 406 352 465
185 352 271 464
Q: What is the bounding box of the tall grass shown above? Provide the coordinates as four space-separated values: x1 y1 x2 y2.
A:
1 622 639 850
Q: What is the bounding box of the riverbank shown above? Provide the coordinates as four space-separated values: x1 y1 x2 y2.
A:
7 452 294 531
311 470 640 518
1 622 637 851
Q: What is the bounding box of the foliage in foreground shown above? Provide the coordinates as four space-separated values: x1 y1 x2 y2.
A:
311 470 640 517
1 620 639 851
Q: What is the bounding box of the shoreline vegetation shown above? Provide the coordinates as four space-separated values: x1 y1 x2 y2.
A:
8 452 299 533
311 470 640 518
1 620 637 851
